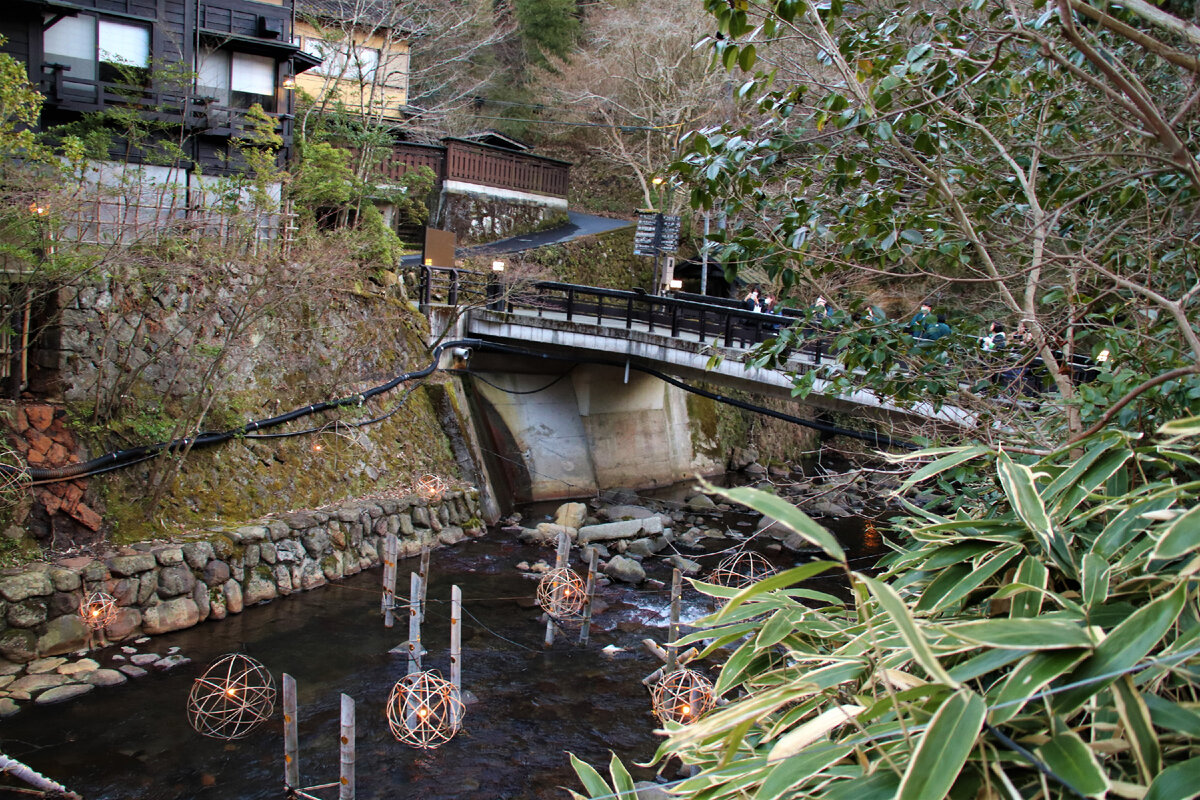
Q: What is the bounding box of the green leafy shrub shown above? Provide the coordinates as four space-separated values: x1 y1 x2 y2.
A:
572 416 1200 799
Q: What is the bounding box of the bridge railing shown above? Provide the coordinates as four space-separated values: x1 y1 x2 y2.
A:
419 268 831 360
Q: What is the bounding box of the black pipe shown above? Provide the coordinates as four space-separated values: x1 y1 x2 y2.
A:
2 336 914 485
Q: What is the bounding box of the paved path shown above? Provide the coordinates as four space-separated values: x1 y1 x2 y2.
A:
402 211 633 265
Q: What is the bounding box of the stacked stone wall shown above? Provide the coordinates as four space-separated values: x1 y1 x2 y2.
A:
0 489 481 670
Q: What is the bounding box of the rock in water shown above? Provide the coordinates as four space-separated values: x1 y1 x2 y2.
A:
604 555 646 584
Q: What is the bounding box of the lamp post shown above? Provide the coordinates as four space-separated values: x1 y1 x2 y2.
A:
650 177 666 294
488 260 505 311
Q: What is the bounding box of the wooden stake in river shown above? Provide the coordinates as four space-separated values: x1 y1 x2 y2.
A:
339 694 355 800
408 572 424 674
283 673 300 792
418 545 431 624
666 568 682 673
544 531 572 647
450 585 463 729
381 534 398 628
579 549 599 645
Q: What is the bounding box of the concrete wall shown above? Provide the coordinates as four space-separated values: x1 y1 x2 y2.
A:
468 364 722 503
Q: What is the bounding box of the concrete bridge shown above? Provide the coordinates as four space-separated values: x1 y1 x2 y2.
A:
420 268 971 504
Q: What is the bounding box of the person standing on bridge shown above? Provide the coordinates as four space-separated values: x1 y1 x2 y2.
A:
910 302 933 337
744 287 762 312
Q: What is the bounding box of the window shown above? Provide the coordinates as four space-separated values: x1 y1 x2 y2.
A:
302 37 379 82
98 20 150 83
43 15 150 91
197 48 277 111
44 15 96 92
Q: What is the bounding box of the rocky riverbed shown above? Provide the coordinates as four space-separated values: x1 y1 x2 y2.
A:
511 458 901 585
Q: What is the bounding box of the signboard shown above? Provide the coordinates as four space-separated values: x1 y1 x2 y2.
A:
633 211 682 256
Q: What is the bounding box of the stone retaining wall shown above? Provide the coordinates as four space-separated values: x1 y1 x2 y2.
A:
0 490 481 668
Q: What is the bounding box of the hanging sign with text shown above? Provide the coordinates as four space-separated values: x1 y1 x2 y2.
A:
633 211 681 256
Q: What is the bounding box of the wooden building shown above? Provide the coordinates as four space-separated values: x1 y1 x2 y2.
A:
294 0 412 124
1 0 321 176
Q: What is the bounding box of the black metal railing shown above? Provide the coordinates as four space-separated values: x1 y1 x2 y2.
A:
418 268 830 361
418 268 1103 398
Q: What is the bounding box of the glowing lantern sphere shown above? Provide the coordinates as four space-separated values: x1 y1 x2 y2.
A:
416 474 447 502
386 670 464 749
535 567 587 621
78 590 119 631
651 668 716 725
708 551 777 589
187 654 277 740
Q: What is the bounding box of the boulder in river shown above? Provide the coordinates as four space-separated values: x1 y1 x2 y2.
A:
554 502 587 529
604 555 646 584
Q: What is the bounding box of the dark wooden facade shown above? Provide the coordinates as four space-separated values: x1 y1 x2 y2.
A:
2 0 317 175
378 139 571 200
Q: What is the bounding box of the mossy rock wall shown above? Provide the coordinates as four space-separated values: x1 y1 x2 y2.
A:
0 489 483 713
24 253 462 546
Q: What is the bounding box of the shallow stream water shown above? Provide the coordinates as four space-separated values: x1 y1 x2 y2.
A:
0 505 882 799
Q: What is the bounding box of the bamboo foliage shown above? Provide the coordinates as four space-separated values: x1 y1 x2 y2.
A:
571 416 1200 799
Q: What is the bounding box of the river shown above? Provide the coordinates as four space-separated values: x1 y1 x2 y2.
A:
0 500 882 799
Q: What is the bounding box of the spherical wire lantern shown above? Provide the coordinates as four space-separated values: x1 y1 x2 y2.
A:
651 668 716 725
78 590 119 631
535 567 587 622
0 449 31 508
386 670 464 749
187 654 277 740
415 474 447 502
708 551 777 589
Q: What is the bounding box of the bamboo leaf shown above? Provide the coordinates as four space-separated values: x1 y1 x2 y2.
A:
1113 676 1161 784
1037 731 1109 798
607 752 637 799
569 752 613 798
1052 583 1188 715
1010 555 1048 618
1144 755 1200 800
861 575 955 686
989 650 1088 724
767 705 865 762
897 689 986 800
758 743 853 800
824 771 901 800
1151 504 1200 561
897 445 992 494
709 561 841 623
708 483 845 561
945 618 1094 649
1157 415 1200 439
996 451 1057 554
1082 552 1110 609
1144 694 1200 738
917 545 1020 614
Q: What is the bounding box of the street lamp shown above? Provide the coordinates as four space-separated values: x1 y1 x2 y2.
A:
488 261 506 310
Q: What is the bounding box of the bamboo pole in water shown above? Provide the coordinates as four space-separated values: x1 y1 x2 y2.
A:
0 753 80 799
544 531 571 647
408 572 423 674
450 585 463 729
382 534 398 628
666 568 682 673
339 694 355 800
283 673 300 792
418 545 431 624
579 548 599 645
